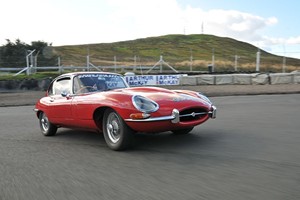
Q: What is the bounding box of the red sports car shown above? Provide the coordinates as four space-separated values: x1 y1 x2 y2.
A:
34 72 216 150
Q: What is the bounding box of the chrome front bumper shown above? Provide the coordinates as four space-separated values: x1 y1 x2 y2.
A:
125 105 216 123
209 105 217 119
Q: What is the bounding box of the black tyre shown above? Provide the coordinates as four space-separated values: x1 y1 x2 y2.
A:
103 109 134 151
39 112 57 136
172 127 194 135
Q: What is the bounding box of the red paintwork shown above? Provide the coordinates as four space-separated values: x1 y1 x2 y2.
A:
35 72 214 133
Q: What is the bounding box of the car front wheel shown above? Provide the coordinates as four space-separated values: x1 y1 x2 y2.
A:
103 109 134 151
39 112 57 136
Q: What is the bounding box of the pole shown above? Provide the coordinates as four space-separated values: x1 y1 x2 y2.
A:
190 48 193 72
160 55 163 73
87 55 90 71
212 48 215 72
58 57 63 74
282 56 286 73
26 49 36 75
26 54 29 75
234 55 238 71
114 56 117 72
87 47 90 71
133 55 137 72
256 50 260 72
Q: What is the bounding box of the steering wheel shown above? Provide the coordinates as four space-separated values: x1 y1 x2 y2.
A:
76 86 97 93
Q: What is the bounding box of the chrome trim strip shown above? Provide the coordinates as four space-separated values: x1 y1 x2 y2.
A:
125 108 179 123
125 115 175 122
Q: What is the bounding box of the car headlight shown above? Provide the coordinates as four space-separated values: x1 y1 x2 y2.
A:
197 93 212 104
132 95 159 113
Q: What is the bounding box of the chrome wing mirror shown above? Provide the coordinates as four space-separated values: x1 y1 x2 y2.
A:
61 91 71 99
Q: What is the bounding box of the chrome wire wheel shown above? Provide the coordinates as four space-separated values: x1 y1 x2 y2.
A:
40 112 49 132
106 112 121 143
103 109 134 151
39 112 57 136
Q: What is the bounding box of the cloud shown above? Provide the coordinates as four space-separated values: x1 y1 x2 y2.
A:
183 8 278 44
0 0 295 55
97 1 280 47
286 36 300 45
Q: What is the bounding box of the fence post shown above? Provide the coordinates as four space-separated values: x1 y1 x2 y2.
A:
282 56 286 73
114 56 117 72
234 55 238 71
26 49 36 75
256 50 260 72
133 55 137 72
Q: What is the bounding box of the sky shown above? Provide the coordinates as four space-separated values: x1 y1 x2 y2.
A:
1 0 300 58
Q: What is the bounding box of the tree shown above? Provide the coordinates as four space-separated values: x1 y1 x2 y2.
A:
0 39 57 68
0 39 28 67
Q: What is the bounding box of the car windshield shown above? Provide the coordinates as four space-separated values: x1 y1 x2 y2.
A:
73 73 128 94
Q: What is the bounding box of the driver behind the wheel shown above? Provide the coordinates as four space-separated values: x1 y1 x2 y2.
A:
74 77 96 93
96 79 107 91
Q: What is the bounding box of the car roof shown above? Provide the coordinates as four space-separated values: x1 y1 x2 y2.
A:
57 71 122 78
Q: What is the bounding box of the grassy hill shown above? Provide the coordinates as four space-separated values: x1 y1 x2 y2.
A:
53 34 300 73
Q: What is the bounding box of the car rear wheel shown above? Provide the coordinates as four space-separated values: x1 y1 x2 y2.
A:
103 109 134 151
39 112 57 136
172 127 194 135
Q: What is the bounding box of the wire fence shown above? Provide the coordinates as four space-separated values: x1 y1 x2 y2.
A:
1 52 300 76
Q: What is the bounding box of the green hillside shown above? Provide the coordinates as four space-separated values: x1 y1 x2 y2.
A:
53 34 300 72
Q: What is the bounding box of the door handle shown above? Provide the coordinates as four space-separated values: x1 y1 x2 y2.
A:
50 99 54 102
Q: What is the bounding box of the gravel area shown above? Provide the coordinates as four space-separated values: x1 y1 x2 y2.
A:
1 84 299 107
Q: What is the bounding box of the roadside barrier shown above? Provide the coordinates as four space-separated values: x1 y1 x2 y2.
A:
0 72 299 91
180 72 299 86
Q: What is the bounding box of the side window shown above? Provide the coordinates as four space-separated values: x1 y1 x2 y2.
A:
52 77 71 95
73 76 81 94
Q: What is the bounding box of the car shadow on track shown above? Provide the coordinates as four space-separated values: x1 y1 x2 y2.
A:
54 128 106 147
52 128 223 151
133 130 222 151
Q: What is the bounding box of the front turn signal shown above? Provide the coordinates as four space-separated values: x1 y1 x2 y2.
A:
130 113 151 120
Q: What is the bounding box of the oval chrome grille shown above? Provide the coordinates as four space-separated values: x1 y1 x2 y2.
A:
179 108 208 122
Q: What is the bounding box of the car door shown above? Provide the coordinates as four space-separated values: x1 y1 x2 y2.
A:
46 76 73 124
70 75 98 128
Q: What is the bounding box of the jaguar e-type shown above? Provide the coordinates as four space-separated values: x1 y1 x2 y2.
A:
34 72 216 150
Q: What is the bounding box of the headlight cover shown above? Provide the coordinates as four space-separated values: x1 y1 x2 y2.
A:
197 93 212 104
132 95 159 113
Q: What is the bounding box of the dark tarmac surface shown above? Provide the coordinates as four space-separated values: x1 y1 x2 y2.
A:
0 94 299 199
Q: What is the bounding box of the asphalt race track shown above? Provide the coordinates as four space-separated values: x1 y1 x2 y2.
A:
0 94 299 200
